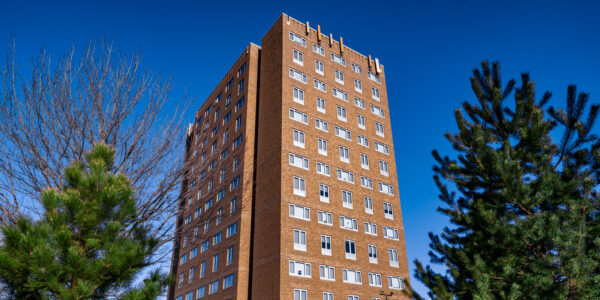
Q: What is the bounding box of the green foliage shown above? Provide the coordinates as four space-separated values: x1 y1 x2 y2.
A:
414 61 600 299
0 143 171 299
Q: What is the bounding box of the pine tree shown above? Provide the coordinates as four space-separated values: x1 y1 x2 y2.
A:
413 61 600 299
0 143 170 299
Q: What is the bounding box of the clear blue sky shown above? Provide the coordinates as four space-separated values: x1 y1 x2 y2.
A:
2 0 599 297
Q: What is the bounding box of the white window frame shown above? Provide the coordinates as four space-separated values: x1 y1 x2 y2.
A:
341 190 353 209
290 32 307 47
289 153 309 170
364 196 373 214
293 176 306 197
384 202 394 219
319 184 329 202
375 121 384 137
383 226 399 240
351 63 362 74
337 106 347 122
379 160 389 176
294 288 308 300
337 168 355 184
293 49 304 66
289 204 310 221
371 87 380 101
360 176 373 189
388 276 405 290
321 235 332 255
342 269 362 285
339 146 350 163
312 43 325 56
318 138 328 156
364 222 377 236
293 129 305 148
354 78 362 93
368 244 378 264
357 114 366 130
289 68 307 83
389 248 399 267
289 108 308 124
316 162 331 176
332 87 349 102
357 135 369 147
330 53 346 66
314 79 327 92
344 240 356 260
368 272 382 287
315 60 324 75
323 292 334 300
360 153 369 169
316 97 326 113
368 71 381 83
319 265 335 281
293 87 304 104
334 126 351 141
318 211 333 226
371 104 385 118
315 118 329 132
374 141 390 155
289 260 311 278
354 97 365 109
340 216 358 231
334 69 344 84
293 229 307 251
379 182 394 195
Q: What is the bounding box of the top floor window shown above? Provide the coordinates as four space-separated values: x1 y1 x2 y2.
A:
331 53 346 66
289 32 307 47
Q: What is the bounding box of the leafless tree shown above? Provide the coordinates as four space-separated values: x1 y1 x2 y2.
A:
0 40 192 253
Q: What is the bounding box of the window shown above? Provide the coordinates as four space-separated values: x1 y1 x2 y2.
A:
289 260 311 278
293 87 304 104
293 176 306 197
334 126 351 140
318 211 333 226
193 227 199 240
371 104 385 117
354 97 365 109
183 233 189 248
379 160 389 176
293 229 307 251
331 53 346 66
289 108 308 124
232 135 243 149
293 129 305 148
223 274 235 289
315 118 329 132
238 62 246 77
364 222 377 235
316 97 326 113
226 222 238 237
230 176 240 191
217 189 225 201
230 197 238 214
342 190 353 208
289 153 309 170
364 196 373 214
368 71 381 83
379 182 394 195
314 79 327 92
217 208 223 226
337 168 355 183
332 87 349 102
223 111 231 124
342 269 362 284
289 204 310 221
238 79 244 94
226 95 231 107
221 148 229 160
351 63 362 74
191 247 198 258
294 289 308 300
189 267 195 283
181 253 188 265
374 141 390 155
348 296 359 300
219 168 226 183
334 69 344 84
235 116 242 131
227 245 234 265
213 232 222 245
293 49 304 65
315 60 324 75
384 202 394 219
185 215 191 224
318 138 327 155
290 31 307 47
360 153 369 169
194 207 202 218
200 260 206 278
178 272 184 288
316 162 331 176
212 254 219 271
320 265 335 281
389 248 399 267
321 235 332 255
354 78 362 92
197 286 206 298
357 135 369 147
209 280 218 295
340 216 358 231
339 146 349 163
357 114 366 129
205 198 213 211
368 244 378 264
235 97 245 111
289 68 307 83
368 273 382 287
345 240 356 260
383 226 399 240
312 43 325 56
375 122 384 137
360 176 373 189
319 184 329 202
324 292 334 300
337 106 347 122
233 156 240 171
389 276 405 290
201 240 209 252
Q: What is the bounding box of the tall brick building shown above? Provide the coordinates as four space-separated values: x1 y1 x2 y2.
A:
169 13 409 300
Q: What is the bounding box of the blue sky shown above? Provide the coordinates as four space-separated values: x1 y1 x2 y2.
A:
2 0 599 297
